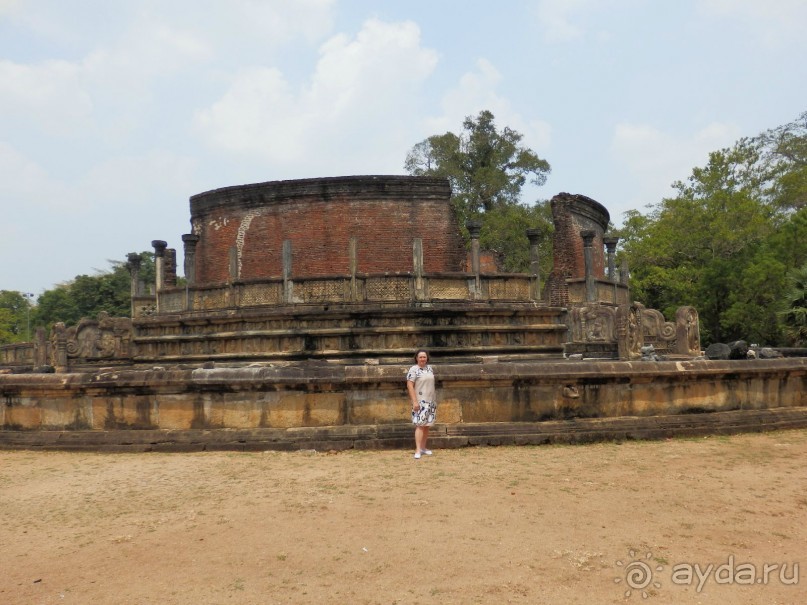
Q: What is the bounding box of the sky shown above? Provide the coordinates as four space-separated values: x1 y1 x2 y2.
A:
2 0 806 296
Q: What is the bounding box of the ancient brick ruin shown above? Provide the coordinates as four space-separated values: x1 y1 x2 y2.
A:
3 175 805 447
1 175 701 372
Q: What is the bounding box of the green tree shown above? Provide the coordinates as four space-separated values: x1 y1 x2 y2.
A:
620 144 775 344
32 252 155 331
757 111 807 211
617 112 807 346
0 308 15 343
778 263 807 345
405 110 552 271
0 290 34 344
33 287 81 330
479 201 553 273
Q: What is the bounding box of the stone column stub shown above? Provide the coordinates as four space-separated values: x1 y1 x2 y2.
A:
349 237 359 301
151 240 167 294
526 228 543 301
413 238 425 301
126 252 142 297
282 240 293 303
603 236 619 283
181 234 200 286
164 248 177 288
465 220 482 239
581 230 596 302
227 246 238 282
466 220 482 296
151 240 167 257
620 258 630 286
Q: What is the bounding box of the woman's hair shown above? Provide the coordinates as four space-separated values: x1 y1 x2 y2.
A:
414 349 430 362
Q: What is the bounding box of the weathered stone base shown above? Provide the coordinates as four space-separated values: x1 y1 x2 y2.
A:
3 358 806 452
2 407 806 452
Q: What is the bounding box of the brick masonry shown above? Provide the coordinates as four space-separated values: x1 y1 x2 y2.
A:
547 192 611 306
188 176 467 284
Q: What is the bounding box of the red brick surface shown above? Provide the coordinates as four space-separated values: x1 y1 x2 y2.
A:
189 176 466 284
547 193 610 306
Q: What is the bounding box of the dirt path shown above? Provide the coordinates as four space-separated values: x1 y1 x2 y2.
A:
1 430 805 605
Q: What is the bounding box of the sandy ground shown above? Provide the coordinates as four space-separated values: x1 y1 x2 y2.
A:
1 430 805 605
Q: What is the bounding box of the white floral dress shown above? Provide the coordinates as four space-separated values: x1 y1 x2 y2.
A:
407 364 436 426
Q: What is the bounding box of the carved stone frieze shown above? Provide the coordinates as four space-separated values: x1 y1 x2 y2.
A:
51 313 133 366
675 306 701 356
569 305 616 343
641 306 677 353
616 303 643 360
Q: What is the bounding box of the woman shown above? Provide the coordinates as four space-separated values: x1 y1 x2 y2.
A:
406 349 436 459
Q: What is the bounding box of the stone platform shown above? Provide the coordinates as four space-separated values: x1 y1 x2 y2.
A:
2 407 806 452
2 357 805 451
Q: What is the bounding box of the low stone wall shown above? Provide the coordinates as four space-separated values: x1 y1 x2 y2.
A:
2 359 805 440
2 407 807 452
0 342 35 367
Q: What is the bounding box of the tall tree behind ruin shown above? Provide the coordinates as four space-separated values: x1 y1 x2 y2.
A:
404 110 552 272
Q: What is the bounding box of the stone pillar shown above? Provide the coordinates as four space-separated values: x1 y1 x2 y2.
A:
126 252 142 318
581 230 596 302
151 240 167 292
182 234 200 312
228 246 238 281
349 237 359 301
164 248 177 287
50 322 68 373
151 240 167 313
127 252 142 297
413 238 425 301
466 220 482 297
34 327 48 367
282 239 293 303
526 228 542 301
603 236 619 283
620 258 630 286
181 234 200 285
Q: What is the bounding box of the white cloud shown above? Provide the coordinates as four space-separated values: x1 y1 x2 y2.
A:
229 0 335 45
0 141 196 217
696 0 807 46
427 59 504 131
0 0 20 15
0 16 212 139
425 59 552 154
104 19 211 76
533 0 593 43
609 121 741 209
193 67 298 156
0 59 93 136
81 151 197 206
193 18 439 171
0 142 69 208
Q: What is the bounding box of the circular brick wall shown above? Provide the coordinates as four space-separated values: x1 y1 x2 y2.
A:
546 193 611 306
188 176 466 286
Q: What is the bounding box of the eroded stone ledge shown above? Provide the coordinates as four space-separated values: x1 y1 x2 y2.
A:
2 407 806 452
